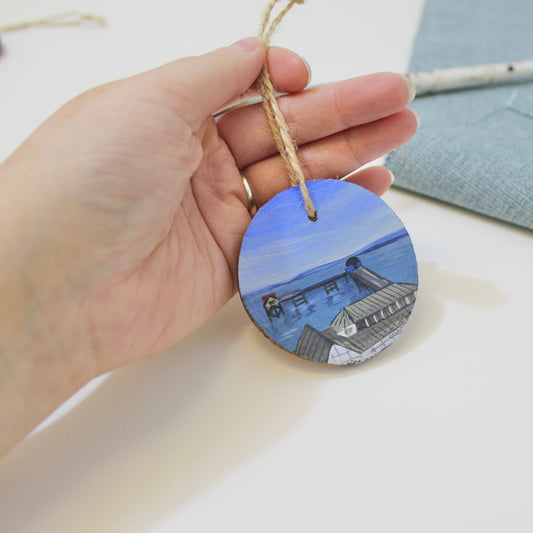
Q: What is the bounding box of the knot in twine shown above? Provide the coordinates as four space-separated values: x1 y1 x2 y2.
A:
257 0 317 221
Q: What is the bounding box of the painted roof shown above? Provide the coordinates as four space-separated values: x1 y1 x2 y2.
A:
295 282 418 362
330 283 417 327
295 304 415 361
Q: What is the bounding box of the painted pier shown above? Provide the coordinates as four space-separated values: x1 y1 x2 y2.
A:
263 256 392 322
262 256 417 365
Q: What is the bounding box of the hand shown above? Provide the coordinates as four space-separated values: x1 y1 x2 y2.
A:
0 37 417 455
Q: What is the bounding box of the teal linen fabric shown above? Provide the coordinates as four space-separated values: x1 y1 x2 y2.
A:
386 0 533 230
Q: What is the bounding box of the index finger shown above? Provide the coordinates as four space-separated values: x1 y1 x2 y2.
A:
217 72 414 168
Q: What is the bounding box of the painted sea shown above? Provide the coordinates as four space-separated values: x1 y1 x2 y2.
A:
242 229 418 352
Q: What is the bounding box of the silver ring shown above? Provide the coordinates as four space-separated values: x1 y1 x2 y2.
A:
241 174 257 217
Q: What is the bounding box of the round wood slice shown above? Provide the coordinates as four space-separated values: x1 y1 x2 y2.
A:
238 179 418 365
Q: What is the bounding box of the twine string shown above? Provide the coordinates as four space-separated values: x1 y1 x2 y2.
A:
258 0 317 221
0 12 106 32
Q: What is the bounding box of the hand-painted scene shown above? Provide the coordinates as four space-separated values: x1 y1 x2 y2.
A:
238 179 418 365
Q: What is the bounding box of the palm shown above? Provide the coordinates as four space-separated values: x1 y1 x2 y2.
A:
116 117 251 364
76 108 251 370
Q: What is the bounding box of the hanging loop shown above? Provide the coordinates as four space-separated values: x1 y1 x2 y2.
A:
257 0 317 221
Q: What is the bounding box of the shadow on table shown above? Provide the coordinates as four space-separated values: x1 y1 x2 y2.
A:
0 298 323 532
0 263 507 532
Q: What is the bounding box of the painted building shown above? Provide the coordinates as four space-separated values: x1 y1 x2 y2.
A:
294 257 417 365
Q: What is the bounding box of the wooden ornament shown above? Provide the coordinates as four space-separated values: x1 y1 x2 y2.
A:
238 179 418 365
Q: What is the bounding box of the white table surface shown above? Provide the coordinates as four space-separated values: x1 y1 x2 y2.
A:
1 1 532 532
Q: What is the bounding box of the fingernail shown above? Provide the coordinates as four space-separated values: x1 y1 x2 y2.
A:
300 55 312 85
411 109 421 130
231 37 261 52
387 168 396 186
399 74 416 104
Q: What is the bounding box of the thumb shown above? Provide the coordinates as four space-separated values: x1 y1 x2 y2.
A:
144 37 265 128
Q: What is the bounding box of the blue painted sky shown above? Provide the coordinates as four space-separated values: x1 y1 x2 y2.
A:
238 180 407 294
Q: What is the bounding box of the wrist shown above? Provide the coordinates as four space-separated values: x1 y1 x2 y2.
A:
0 161 96 458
